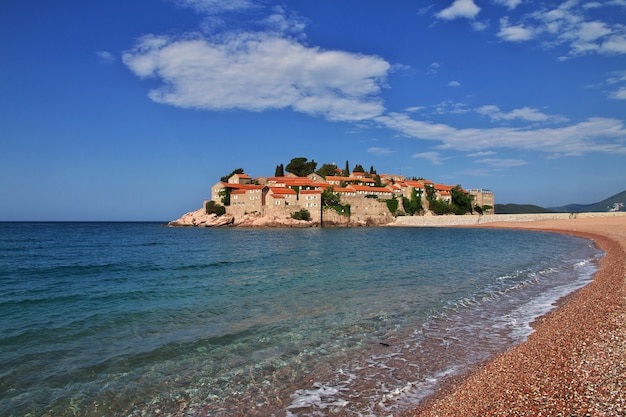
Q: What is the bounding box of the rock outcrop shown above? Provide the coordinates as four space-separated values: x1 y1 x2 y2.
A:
168 208 234 227
168 208 317 228
234 213 317 228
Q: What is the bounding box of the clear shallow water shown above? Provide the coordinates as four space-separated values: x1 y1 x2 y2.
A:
0 223 602 416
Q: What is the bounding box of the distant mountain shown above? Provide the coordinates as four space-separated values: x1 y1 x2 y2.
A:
495 190 626 214
494 204 555 214
549 190 626 213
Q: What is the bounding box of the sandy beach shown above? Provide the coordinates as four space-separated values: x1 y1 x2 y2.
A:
406 215 626 416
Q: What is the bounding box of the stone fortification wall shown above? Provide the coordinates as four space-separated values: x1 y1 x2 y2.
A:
321 197 395 226
341 196 394 222
224 200 323 223
390 212 626 227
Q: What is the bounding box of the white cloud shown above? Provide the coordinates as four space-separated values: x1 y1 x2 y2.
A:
434 100 469 115
609 86 626 99
606 70 626 84
96 50 115 64
511 1 626 57
467 151 497 157
492 0 523 10
123 32 390 122
472 20 490 31
448 81 462 87
427 62 440 74
600 35 626 54
437 0 481 20
261 5 308 35
475 158 528 168
367 147 395 156
476 105 567 123
173 0 254 14
412 151 449 165
497 17 537 42
417 5 435 16
376 112 626 156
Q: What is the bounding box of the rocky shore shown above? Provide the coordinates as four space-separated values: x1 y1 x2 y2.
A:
167 208 319 228
167 207 392 227
404 215 626 416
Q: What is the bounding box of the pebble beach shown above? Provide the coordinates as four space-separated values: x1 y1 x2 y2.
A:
406 215 626 416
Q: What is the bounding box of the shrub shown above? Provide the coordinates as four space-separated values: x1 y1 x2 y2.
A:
386 196 399 214
292 209 311 221
205 200 226 216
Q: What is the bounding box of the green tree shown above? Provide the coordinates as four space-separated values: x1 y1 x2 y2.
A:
220 168 244 183
344 160 350 177
321 187 341 206
425 184 436 201
403 187 423 216
218 188 232 206
374 174 382 187
369 165 377 175
286 157 317 177
205 200 226 216
275 164 284 177
316 163 338 178
353 164 365 173
430 199 454 215
451 185 473 215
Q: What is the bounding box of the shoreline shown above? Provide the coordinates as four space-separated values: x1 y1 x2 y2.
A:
403 216 626 416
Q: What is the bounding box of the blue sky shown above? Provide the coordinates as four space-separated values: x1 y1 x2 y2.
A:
1 0 625 221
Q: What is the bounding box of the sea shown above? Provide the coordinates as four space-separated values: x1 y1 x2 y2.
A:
0 222 603 417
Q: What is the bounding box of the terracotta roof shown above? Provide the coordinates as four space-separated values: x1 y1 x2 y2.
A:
270 187 297 195
348 184 392 192
300 189 321 194
334 187 355 193
405 180 425 188
218 182 263 190
434 183 453 191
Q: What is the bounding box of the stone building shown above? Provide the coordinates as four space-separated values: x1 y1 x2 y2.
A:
209 171 493 223
470 189 495 213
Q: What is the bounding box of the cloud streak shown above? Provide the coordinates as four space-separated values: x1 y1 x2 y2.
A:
377 112 626 156
476 105 567 123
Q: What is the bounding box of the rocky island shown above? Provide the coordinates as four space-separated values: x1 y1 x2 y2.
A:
169 158 494 227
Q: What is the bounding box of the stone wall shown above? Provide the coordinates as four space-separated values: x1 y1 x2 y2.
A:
390 212 626 227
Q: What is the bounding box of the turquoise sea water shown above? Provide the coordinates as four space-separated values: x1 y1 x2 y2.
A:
0 223 602 417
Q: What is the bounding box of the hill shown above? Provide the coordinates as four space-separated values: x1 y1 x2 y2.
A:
549 190 626 213
495 190 626 214
494 204 555 214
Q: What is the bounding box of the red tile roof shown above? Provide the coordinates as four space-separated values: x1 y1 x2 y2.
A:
348 184 392 192
270 187 297 195
325 176 346 182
